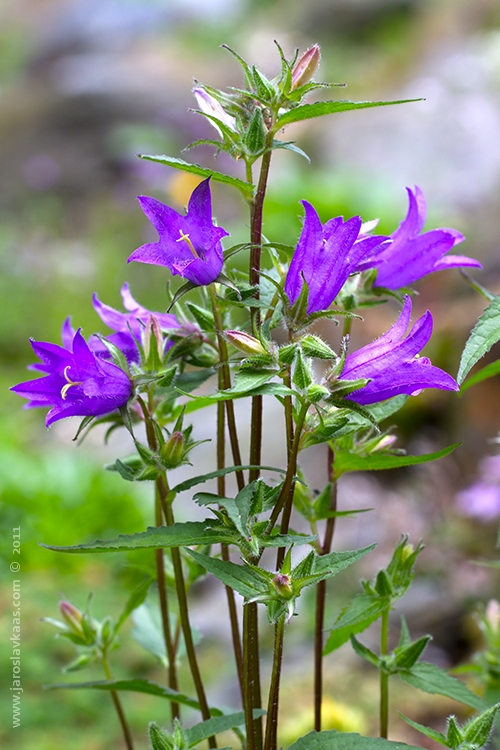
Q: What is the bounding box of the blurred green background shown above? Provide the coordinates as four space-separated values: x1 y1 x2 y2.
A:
2 0 500 747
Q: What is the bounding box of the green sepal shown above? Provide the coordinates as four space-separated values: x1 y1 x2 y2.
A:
300 334 337 359
350 635 381 668
292 348 313 390
221 44 254 90
185 302 215 331
374 570 394 597
394 635 431 670
243 106 267 155
149 721 175 750
92 334 130 374
446 716 465 748
463 703 500 746
156 366 178 388
251 66 276 101
278 343 298 365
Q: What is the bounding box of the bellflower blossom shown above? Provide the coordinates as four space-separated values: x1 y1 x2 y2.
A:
11 329 132 427
338 296 458 405
284 200 389 315
358 186 481 289
128 178 228 286
91 283 197 362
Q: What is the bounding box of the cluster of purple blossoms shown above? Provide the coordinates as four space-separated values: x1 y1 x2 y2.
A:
11 177 478 426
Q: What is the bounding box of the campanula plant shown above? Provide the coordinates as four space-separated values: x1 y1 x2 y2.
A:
11 40 495 750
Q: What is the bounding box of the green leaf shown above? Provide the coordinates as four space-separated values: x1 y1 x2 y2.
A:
460 358 500 393
334 443 460 478
138 155 254 196
274 98 424 129
463 703 500 746
230 368 278 393
171 464 287 494
244 107 267 155
323 594 389 654
185 710 265 747
394 636 431 670
350 636 381 668
398 714 448 746
260 532 318 548
40 521 236 554
114 578 153 633
186 549 269 599
45 678 210 712
185 302 215 331
457 296 500 384
287 730 424 750
399 662 488 711
271 139 310 162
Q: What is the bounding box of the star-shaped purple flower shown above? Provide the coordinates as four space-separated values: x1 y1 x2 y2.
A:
10 329 133 427
128 178 228 286
91 283 197 362
284 201 389 315
339 296 458 405
361 186 481 289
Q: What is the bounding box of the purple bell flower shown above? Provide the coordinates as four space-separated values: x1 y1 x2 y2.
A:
339 296 458 405
284 200 389 315
10 329 133 427
360 186 481 289
91 283 196 362
128 178 228 285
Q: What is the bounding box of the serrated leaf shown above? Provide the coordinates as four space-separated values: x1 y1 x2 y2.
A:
45 678 208 712
398 714 448 746
186 549 269 599
399 662 488 711
460 358 500 393
323 594 388 654
394 636 431 670
138 155 254 196
171 464 287 494
457 296 500 384
333 443 460 478
40 521 236 554
244 107 267 155
287 730 424 750
275 98 424 129
230 368 278 393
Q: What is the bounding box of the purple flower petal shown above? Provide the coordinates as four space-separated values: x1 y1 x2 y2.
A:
128 178 228 286
339 296 458 405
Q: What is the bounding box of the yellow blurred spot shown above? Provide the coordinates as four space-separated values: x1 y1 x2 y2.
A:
168 172 204 209
279 698 367 747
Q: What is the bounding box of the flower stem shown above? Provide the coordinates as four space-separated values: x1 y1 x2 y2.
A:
263 616 286 750
380 606 390 739
208 284 245 491
243 602 263 750
155 493 180 721
215 344 244 702
275 365 294 570
102 654 135 750
314 447 337 731
157 475 217 748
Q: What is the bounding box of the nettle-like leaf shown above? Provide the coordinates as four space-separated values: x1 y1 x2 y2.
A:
274 98 423 130
399 662 487 711
138 154 254 197
324 593 389 654
458 295 500 385
333 443 460 478
287 731 424 750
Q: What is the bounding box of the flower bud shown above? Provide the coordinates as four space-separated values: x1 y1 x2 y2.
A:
59 601 84 634
306 384 329 403
401 543 414 563
368 435 397 454
193 87 237 134
160 431 185 469
272 573 294 599
291 44 321 90
225 330 267 356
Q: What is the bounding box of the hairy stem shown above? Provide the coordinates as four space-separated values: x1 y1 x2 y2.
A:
314 447 337 731
380 607 390 739
155 494 180 721
275 365 294 569
209 284 245 491
157 476 216 747
263 616 286 750
243 602 263 750
102 654 135 750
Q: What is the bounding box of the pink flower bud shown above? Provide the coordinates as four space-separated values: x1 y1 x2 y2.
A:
59 601 83 633
224 330 267 356
193 87 237 134
272 573 293 598
291 44 321 90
